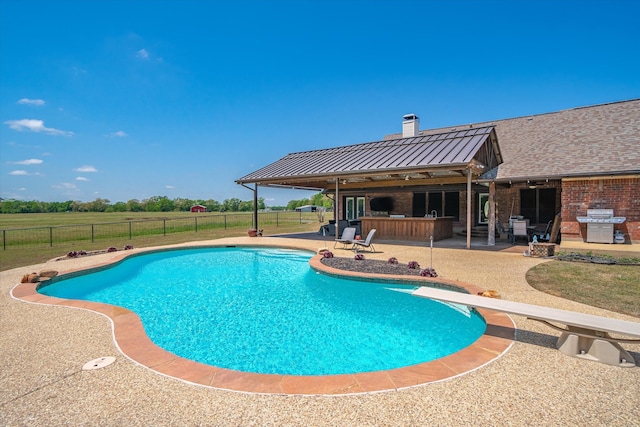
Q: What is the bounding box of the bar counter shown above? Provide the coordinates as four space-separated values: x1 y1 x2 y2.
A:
360 216 454 241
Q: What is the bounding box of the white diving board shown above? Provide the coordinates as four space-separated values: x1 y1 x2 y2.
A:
412 286 640 368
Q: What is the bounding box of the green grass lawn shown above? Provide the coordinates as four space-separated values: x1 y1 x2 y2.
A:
0 212 324 270
526 260 640 318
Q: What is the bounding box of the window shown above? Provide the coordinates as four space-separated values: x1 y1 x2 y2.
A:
424 191 460 220
520 188 556 224
428 192 442 217
444 191 459 220
412 193 426 217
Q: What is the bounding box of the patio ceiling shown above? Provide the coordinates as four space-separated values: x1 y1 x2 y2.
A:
236 126 502 191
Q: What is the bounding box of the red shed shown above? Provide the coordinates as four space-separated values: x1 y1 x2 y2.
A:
190 204 207 213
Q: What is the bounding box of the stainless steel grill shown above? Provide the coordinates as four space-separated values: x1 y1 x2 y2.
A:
576 209 626 243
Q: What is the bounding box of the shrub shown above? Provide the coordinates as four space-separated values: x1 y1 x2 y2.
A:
322 251 334 258
354 253 365 260
387 257 398 264
419 267 438 277
78 250 87 256
107 246 118 253
407 261 420 269
124 245 134 250
67 251 77 258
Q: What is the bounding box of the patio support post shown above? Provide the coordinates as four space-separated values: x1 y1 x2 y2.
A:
240 183 259 230
253 183 258 230
488 181 496 246
335 178 340 238
467 169 472 249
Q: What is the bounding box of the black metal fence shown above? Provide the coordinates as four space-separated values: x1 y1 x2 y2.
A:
1 211 319 250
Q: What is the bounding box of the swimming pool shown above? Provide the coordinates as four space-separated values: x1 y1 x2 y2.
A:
38 247 486 376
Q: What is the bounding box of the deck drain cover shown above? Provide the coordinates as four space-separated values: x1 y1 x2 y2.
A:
82 356 116 371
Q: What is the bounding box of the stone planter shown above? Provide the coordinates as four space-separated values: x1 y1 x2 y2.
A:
247 229 258 237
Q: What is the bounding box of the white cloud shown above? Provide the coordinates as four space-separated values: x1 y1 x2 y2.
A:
9 170 29 175
74 165 98 173
165 185 175 189
76 176 89 181
11 158 43 165
52 182 79 195
4 119 74 136
137 48 149 59
110 130 128 137
17 98 45 106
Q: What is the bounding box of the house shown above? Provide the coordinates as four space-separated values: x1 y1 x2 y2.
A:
190 205 207 213
237 99 639 246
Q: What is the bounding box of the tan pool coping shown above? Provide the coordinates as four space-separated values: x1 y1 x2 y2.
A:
11 245 514 395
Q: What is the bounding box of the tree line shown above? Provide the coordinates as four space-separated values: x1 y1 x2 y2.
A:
0 193 334 214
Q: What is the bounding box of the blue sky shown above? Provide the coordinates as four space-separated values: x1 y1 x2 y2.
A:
1 0 639 206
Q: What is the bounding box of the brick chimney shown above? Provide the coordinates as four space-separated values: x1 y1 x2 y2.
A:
402 114 419 137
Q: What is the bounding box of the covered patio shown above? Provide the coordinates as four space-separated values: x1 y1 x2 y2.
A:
237 123 503 249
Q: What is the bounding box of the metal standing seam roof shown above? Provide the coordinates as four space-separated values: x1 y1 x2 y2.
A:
236 126 496 184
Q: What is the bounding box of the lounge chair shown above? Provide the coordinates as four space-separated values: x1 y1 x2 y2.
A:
334 227 357 249
352 229 376 252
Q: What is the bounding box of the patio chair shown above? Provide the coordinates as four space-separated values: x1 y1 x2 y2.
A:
334 227 357 249
352 229 377 252
511 220 529 244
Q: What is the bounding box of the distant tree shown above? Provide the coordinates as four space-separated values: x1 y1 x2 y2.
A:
286 198 312 211
310 193 333 209
69 201 84 212
126 199 143 212
88 198 111 212
223 198 242 212
173 198 194 212
111 201 127 212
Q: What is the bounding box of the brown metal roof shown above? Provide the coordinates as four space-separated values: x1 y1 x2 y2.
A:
236 126 500 188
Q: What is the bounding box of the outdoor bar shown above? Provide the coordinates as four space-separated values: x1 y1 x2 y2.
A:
360 216 454 241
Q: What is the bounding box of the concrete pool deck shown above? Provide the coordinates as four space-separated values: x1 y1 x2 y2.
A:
2 236 639 425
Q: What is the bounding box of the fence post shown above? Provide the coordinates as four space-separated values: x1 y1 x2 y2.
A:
224 215 227 230
91 224 95 243
50 227 53 247
276 211 279 227
195 217 198 233
129 222 132 240
3 229 5 250
299 210 302 224
163 219 166 236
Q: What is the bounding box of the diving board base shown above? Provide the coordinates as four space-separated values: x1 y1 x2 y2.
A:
557 327 636 368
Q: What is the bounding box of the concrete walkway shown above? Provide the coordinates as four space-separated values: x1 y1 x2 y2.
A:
1 236 638 426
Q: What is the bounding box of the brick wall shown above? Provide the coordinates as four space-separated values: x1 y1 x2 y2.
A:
561 177 640 243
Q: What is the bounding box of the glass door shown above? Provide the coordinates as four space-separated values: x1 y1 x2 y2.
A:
478 193 489 224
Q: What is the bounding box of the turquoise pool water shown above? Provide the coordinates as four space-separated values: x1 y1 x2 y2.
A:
39 247 486 375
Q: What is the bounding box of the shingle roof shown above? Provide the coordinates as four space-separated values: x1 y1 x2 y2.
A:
237 126 499 186
395 99 640 182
